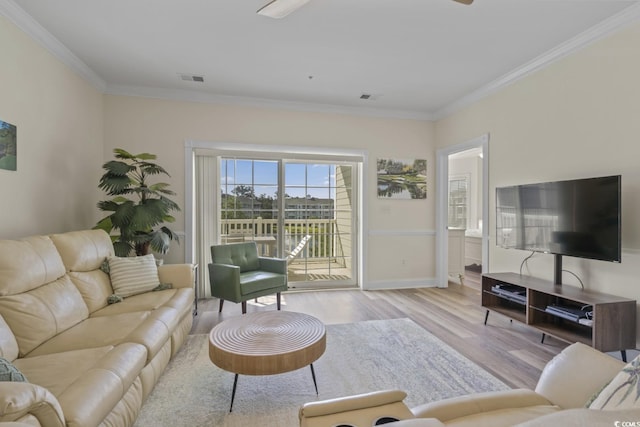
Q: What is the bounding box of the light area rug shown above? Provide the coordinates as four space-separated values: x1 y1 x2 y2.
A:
134 318 508 427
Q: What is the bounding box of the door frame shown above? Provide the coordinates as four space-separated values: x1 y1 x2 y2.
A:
184 140 367 290
435 134 490 288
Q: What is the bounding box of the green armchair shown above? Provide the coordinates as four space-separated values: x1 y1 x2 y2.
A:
209 241 288 314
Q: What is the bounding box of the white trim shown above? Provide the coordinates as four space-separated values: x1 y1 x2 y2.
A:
187 140 365 161
106 84 434 121
359 159 368 290
184 145 195 264
369 229 436 237
365 278 438 291
184 140 367 289
0 0 106 92
434 2 640 120
5 0 640 122
435 134 489 288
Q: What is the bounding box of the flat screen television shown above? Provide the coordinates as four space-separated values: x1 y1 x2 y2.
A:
496 175 621 284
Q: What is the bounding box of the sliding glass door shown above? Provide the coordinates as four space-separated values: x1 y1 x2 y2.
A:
283 162 354 285
219 157 356 288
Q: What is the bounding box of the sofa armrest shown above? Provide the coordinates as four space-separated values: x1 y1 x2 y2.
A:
534 342 625 409
157 263 196 289
411 389 552 421
0 423 40 427
258 257 287 275
515 407 640 426
299 390 414 427
0 382 65 427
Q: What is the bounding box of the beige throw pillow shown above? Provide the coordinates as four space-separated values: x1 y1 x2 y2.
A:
108 254 160 298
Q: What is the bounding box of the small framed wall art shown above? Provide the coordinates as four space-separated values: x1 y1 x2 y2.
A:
0 119 17 172
377 158 427 199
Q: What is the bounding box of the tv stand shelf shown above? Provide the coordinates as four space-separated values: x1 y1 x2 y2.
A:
482 272 636 357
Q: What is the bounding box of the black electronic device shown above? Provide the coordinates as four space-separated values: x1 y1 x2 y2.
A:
496 175 621 284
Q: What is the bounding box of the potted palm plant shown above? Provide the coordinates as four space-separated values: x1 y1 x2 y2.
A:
95 148 180 257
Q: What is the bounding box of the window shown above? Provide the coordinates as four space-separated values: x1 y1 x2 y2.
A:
448 176 468 229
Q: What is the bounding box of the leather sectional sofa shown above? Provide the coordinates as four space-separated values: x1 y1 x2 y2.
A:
0 229 195 427
300 342 640 426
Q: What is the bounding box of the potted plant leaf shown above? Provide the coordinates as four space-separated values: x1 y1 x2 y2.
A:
95 148 180 257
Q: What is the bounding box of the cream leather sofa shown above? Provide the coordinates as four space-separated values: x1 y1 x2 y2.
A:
300 342 640 427
0 230 195 427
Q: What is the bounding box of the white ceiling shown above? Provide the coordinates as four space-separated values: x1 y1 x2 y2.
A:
5 0 640 119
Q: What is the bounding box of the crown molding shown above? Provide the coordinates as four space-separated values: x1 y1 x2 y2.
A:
4 0 639 122
1 0 430 121
433 2 640 120
105 84 435 121
0 0 106 92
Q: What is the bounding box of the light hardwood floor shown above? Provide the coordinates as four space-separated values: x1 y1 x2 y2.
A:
192 271 568 390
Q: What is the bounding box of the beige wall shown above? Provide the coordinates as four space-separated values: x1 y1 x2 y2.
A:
0 16 103 239
10 6 640 302
436 22 640 340
103 95 436 285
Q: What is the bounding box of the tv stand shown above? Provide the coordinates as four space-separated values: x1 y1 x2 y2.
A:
482 272 636 361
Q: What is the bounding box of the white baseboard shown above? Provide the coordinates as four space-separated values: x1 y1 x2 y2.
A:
363 277 438 291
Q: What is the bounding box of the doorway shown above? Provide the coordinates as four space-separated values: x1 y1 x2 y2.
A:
186 141 365 299
435 134 489 288
218 157 357 288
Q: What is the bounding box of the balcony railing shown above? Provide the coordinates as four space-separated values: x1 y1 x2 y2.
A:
220 218 340 261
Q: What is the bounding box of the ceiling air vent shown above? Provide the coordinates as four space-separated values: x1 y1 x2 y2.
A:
360 93 381 100
179 73 205 82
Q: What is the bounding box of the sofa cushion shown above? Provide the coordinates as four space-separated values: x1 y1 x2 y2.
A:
49 230 116 313
15 343 146 427
443 405 560 427
588 355 640 410
0 276 89 356
0 235 66 296
0 357 27 382
515 407 640 427
91 288 193 320
108 255 160 298
67 270 113 314
50 229 114 272
27 311 169 363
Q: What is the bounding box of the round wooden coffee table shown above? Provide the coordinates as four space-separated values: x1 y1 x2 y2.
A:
209 311 326 412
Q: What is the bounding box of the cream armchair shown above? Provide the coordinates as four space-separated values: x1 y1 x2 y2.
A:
300 342 640 427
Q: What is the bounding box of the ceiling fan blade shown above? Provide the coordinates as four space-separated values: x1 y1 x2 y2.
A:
257 0 311 19
452 0 474 4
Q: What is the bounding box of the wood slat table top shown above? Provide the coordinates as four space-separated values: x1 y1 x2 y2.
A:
209 311 326 375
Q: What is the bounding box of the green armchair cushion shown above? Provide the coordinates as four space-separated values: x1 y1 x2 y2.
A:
240 271 286 295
